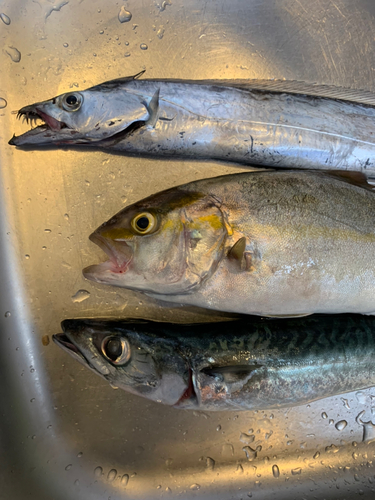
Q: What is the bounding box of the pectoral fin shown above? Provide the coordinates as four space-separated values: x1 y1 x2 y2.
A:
228 237 253 271
195 365 261 403
144 88 160 128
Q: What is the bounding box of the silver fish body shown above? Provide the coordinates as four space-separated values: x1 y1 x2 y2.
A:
53 315 375 411
9 74 375 174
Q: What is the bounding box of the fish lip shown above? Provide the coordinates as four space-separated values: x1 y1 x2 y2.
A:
52 333 87 364
89 232 133 273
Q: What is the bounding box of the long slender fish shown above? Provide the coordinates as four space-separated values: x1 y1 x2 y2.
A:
53 315 375 411
83 169 375 317
9 72 375 174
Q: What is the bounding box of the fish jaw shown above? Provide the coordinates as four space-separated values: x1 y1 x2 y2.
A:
83 232 133 285
9 105 87 146
53 324 112 377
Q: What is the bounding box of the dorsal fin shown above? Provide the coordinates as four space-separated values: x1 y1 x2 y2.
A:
143 78 375 107
89 71 146 91
324 170 375 191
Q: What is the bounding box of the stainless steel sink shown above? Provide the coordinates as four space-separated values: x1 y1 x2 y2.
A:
1 0 375 498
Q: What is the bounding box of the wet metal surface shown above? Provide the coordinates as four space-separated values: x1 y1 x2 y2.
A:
1 0 375 498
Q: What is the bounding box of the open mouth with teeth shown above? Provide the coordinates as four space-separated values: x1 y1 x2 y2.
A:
17 108 67 131
8 105 72 146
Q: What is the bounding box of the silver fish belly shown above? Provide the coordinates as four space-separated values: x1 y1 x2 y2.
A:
9 74 375 174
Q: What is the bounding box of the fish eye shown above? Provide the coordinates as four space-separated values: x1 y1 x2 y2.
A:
101 336 131 365
62 92 83 112
131 212 157 235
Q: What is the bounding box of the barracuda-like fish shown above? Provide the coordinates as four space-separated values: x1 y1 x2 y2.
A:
9 72 375 173
53 315 375 411
83 170 375 317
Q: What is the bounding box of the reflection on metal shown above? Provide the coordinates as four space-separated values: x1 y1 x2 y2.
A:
1 0 375 498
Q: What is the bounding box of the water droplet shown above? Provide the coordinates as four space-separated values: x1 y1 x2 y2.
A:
140 43 148 50
64 213 69 221
25 254 30 260
124 52 131 57
74 479 79 486
157 26 165 39
242 446 257 461
240 432 255 445
272 464 280 478
356 391 367 404
165 487 172 493
313 451 320 459
221 443 234 457
0 13 11 25
121 474 129 486
205 457 215 469
356 411 375 442
32 435 36 439
65 464 72 471
340 397 350 409
0 98 7 109
118 6 132 23
63 43 69 48
44 229 51 233
99 30 104 35
335 420 348 431
329 419 334 425
190 484 200 490
5 46 21 63
216 425 221 431
94 466 103 477
265 431 273 440
107 469 117 482
77 452 83 458
4 311 10 318
30 398 35 403
71 290 90 303
325 444 339 453
160 0 171 11
321 412 328 419
291 467 302 475
235 464 244 474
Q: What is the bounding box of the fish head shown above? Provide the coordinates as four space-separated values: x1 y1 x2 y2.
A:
83 188 228 295
9 75 152 147
53 319 192 406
